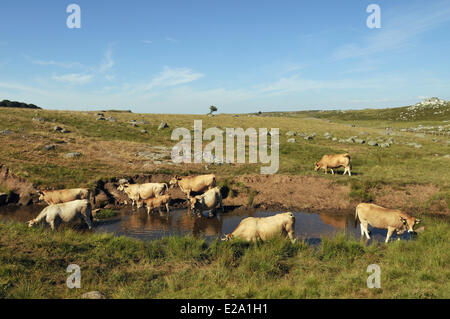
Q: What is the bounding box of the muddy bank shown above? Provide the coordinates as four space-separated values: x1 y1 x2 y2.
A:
0 166 448 217
0 165 38 206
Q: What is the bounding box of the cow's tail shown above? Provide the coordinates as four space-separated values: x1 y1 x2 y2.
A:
212 175 217 188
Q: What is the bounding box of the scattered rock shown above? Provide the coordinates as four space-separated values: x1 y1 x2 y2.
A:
61 129 70 134
140 130 147 134
332 137 338 141
81 291 105 299
158 121 169 130
0 130 13 135
380 143 390 148
443 155 450 158
368 140 378 146
287 138 296 143
286 131 296 136
107 117 117 122
43 145 56 151
63 152 82 159
96 116 105 121
32 117 45 123
354 139 365 144
54 126 63 131
304 135 314 141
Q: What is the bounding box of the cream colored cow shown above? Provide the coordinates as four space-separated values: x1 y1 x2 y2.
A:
169 174 216 198
28 199 94 230
355 203 421 243
189 187 223 216
223 212 296 243
314 153 352 176
38 188 91 205
138 194 171 215
117 182 168 207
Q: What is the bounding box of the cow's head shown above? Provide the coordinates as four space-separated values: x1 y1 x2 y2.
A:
169 176 181 188
27 220 36 228
399 216 421 233
37 190 45 201
222 234 233 241
117 184 129 192
286 211 295 221
314 162 321 171
136 200 144 209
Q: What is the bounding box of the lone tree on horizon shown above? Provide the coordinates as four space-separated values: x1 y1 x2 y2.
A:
208 105 218 115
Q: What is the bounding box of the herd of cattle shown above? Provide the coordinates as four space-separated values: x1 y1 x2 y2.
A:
26 153 422 243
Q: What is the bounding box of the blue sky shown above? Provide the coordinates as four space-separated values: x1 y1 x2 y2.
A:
0 0 449 113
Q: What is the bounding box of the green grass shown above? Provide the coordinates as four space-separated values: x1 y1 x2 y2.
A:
94 209 119 220
0 220 448 299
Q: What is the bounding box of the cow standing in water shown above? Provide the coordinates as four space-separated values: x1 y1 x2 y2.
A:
28 199 94 230
355 203 421 243
223 212 296 243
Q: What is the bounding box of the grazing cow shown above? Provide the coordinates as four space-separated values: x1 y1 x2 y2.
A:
38 188 91 205
314 153 352 176
138 194 171 215
117 182 168 207
27 199 94 230
169 174 216 198
189 187 223 216
355 203 421 243
223 212 296 243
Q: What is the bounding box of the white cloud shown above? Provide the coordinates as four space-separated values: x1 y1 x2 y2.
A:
51 73 93 84
145 66 204 90
141 40 153 44
165 37 177 43
25 56 82 69
99 48 115 73
333 2 450 60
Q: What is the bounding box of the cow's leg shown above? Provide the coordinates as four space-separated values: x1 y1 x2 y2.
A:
330 168 334 175
323 166 327 174
361 222 370 239
360 223 365 237
48 219 55 231
165 203 170 213
82 214 93 230
386 227 395 243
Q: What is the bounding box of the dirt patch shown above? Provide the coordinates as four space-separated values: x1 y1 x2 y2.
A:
223 174 351 212
372 184 449 217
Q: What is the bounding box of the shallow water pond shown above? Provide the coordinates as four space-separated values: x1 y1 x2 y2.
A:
0 205 414 244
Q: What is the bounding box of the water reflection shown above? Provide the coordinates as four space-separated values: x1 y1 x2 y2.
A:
0 205 413 244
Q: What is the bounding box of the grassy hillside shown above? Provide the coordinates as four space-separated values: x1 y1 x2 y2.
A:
0 104 449 190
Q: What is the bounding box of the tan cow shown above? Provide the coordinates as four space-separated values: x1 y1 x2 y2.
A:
169 174 216 198
28 199 94 230
189 187 223 216
38 188 91 205
117 182 168 207
355 203 421 243
314 153 351 176
223 212 296 243
138 194 171 215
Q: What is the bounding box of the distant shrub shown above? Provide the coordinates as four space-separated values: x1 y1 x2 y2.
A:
0 99 41 109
